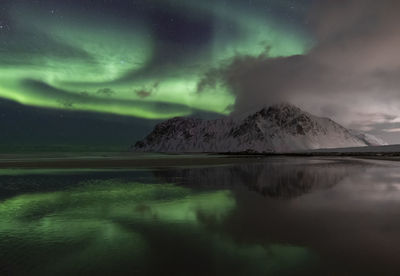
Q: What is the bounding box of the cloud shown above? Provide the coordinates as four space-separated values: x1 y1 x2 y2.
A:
135 82 159 98
205 0 400 134
58 99 75 109
382 128 400 133
350 113 399 126
96 88 115 97
136 89 152 98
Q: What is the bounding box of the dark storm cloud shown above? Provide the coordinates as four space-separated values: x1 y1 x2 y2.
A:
208 0 400 132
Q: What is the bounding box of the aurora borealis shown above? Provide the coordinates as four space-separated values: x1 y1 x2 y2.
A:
4 1 400 273
3 0 400 145
0 0 311 119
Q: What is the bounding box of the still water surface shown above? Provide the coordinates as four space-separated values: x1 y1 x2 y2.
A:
0 157 400 275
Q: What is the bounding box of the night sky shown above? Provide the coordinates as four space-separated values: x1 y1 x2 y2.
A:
1 0 400 148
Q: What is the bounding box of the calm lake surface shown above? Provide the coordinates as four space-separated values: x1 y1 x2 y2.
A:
1 156 400 275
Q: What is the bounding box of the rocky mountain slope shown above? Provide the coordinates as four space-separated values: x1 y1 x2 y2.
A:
133 103 386 153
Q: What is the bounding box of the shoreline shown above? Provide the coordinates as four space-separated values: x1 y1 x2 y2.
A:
0 152 399 169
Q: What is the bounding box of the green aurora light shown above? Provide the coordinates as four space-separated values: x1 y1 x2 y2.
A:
0 1 311 119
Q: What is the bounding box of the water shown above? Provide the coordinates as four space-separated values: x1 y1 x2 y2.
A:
0 156 400 275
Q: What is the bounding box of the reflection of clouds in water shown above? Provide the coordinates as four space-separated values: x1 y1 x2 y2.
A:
207 159 400 275
309 166 400 202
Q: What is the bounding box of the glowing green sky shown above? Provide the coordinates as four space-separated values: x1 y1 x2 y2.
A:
0 0 311 119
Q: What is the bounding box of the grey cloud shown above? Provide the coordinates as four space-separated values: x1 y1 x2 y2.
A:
204 0 400 143
135 82 159 98
96 88 115 97
359 122 400 144
136 90 152 98
382 128 400 133
350 113 399 126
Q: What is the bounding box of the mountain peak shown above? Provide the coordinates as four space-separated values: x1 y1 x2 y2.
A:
269 102 302 111
255 102 301 112
246 102 306 122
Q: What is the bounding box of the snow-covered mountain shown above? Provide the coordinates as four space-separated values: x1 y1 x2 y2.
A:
133 103 386 153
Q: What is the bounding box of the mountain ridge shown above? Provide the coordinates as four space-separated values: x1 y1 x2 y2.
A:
134 103 386 153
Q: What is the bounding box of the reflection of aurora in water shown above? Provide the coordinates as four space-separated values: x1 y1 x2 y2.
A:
0 0 311 119
3 157 400 274
0 179 316 275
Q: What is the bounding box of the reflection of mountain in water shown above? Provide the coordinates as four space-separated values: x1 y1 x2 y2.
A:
154 159 371 198
0 158 374 200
